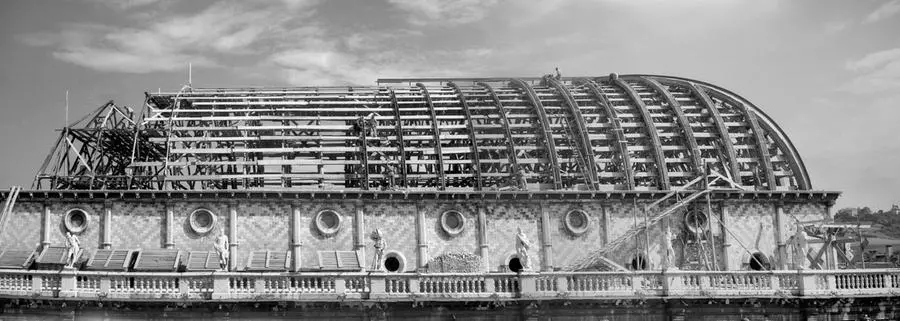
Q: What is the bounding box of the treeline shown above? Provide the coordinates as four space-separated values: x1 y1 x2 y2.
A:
834 207 900 238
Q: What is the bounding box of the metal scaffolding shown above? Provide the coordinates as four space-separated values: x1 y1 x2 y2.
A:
33 75 812 191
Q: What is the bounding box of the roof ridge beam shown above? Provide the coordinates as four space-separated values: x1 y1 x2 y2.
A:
578 79 635 190
448 82 483 191
544 77 599 188
638 76 704 177
610 77 671 190
509 79 562 190
708 92 777 190
416 83 447 190
477 82 520 179
685 82 742 183
389 90 408 188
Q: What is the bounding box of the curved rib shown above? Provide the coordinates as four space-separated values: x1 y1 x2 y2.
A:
389 89 408 187
578 79 635 190
638 77 704 177
611 78 671 190
509 79 562 189
685 82 742 181
544 77 600 188
706 91 776 190
416 83 446 190
447 82 483 190
477 82 520 177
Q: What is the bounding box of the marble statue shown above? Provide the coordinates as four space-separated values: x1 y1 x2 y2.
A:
664 225 678 270
65 232 80 268
371 228 386 271
214 229 230 270
515 228 533 271
789 224 809 269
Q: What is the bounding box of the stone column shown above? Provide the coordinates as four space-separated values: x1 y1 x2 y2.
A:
415 202 428 272
354 200 365 263
290 202 302 272
774 202 786 269
228 201 238 272
601 204 610 246
101 201 112 249
539 201 552 272
477 203 490 272
719 203 732 270
41 202 51 250
164 201 175 249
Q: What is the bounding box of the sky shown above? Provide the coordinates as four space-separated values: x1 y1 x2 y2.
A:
0 0 898 210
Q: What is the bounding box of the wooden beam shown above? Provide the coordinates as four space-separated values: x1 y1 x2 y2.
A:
578 79 635 190
509 79 562 189
448 82 483 190
416 83 447 190
545 77 600 188
611 78 670 190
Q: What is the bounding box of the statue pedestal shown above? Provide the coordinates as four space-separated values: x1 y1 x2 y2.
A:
59 267 78 298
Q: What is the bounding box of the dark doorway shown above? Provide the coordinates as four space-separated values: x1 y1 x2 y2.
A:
749 252 769 271
631 255 648 270
384 257 401 272
508 257 523 272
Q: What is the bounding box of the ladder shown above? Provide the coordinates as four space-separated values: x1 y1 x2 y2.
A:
0 186 22 233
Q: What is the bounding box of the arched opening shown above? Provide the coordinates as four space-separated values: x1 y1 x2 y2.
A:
630 254 648 271
508 257 523 273
384 257 401 272
749 252 769 271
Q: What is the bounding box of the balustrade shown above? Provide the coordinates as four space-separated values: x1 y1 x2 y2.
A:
0 269 895 301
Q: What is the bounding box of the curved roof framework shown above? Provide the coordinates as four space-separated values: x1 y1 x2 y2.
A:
33 75 812 191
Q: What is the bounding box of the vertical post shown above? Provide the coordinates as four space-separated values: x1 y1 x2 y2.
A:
774 202 786 269
354 200 365 264
539 201 552 271
477 203 490 272
824 200 837 269
41 202 51 250
59 270 77 298
416 202 428 272
291 202 302 272
228 201 238 272
719 203 732 270
602 203 610 246
101 201 112 249
164 201 175 249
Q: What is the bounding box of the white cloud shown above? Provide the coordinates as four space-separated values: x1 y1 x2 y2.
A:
864 0 900 23
19 1 321 74
387 0 501 26
82 0 162 10
841 47 900 93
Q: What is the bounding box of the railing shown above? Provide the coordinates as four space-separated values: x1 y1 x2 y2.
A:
0 269 896 302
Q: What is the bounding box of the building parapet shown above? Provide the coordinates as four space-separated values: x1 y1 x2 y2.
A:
0 269 896 302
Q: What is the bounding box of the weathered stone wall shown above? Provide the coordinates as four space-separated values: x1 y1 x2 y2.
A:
0 196 830 271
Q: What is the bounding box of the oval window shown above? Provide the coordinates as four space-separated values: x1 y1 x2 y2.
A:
189 209 217 234
564 210 590 235
440 210 466 236
64 208 90 234
383 251 406 273
315 210 343 236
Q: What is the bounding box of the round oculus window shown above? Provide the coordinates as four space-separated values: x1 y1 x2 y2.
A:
440 210 466 236
684 210 708 233
189 209 218 235
315 210 342 236
382 251 406 273
564 210 590 235
64 208 90 234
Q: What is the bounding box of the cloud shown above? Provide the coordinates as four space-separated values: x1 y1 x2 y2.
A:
864 0 900 23
82 0 162 10
387 0 501 26
20 0 320 73
840 47 900 93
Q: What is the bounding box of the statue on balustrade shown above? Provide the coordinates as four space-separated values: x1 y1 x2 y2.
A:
788 223 809 269
214 229 230 270
371 228 386 271
664 225 678 270
515 228 533 271
65 232 80 268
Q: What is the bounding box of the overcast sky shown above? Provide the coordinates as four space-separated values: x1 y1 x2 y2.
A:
0 0 898 209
